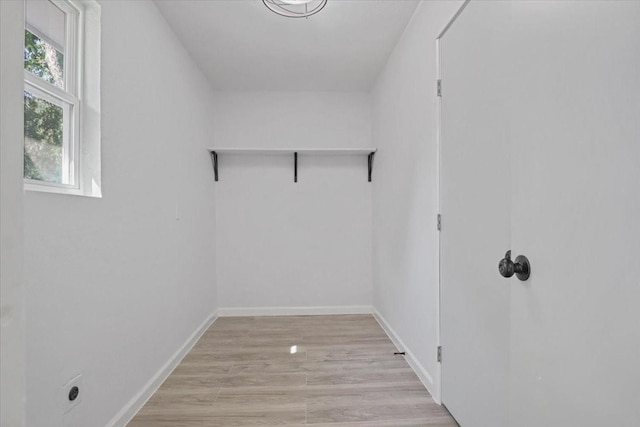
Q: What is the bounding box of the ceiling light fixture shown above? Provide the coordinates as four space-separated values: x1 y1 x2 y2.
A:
262 0 327 18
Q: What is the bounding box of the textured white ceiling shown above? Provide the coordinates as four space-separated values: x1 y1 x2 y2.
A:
154 0 419 91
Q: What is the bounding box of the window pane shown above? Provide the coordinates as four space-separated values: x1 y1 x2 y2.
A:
24 90 65 184
24 29 65 89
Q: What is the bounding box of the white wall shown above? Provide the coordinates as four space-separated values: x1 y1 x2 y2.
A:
371 0 463 400
22 1 218 426
1 1 26 425
212 92 373 312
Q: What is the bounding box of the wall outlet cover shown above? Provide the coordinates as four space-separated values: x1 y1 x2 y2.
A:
61 374 83 413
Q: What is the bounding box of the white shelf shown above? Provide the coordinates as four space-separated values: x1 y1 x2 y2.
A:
207 148 377 183
208 147 376 155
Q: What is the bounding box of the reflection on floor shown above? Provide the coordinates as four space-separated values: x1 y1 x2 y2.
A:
128 314 457 426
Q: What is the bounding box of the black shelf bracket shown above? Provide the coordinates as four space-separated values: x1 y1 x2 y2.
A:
210 151 218 181
368 151 375 182
294 152 298 183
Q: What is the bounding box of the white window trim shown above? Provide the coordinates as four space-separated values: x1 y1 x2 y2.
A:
24 0 101 198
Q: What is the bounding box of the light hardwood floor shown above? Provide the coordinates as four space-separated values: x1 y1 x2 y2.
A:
128 315 458 426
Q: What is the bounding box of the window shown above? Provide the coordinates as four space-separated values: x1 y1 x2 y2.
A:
24 0 101 197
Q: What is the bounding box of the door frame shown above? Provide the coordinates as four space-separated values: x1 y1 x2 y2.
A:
434 0 471 405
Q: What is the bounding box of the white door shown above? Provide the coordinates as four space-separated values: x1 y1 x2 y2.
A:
439 2 511 426
441 1 640 426
509 2 640 426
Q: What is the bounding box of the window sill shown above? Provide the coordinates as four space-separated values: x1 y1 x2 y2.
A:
24 181 102 198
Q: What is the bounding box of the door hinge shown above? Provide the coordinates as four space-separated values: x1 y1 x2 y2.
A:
437 346 442 363
437 79 442 97
437 214 442 231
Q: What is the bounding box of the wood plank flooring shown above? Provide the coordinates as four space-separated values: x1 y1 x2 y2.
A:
128 315 458 426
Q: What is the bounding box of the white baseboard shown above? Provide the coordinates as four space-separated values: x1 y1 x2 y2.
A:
372 308 440 404
217 305 372 317
106 311 218 427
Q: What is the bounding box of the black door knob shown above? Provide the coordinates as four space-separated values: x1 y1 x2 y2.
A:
498 250 530 281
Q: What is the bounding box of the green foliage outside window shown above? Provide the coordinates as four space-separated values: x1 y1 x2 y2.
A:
24 30 65 183
24 30 64 88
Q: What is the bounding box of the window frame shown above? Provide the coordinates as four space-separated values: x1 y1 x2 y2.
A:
23 84 76 187
23 0 101 197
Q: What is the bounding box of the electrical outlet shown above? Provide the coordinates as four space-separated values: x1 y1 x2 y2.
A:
61 374 83 413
